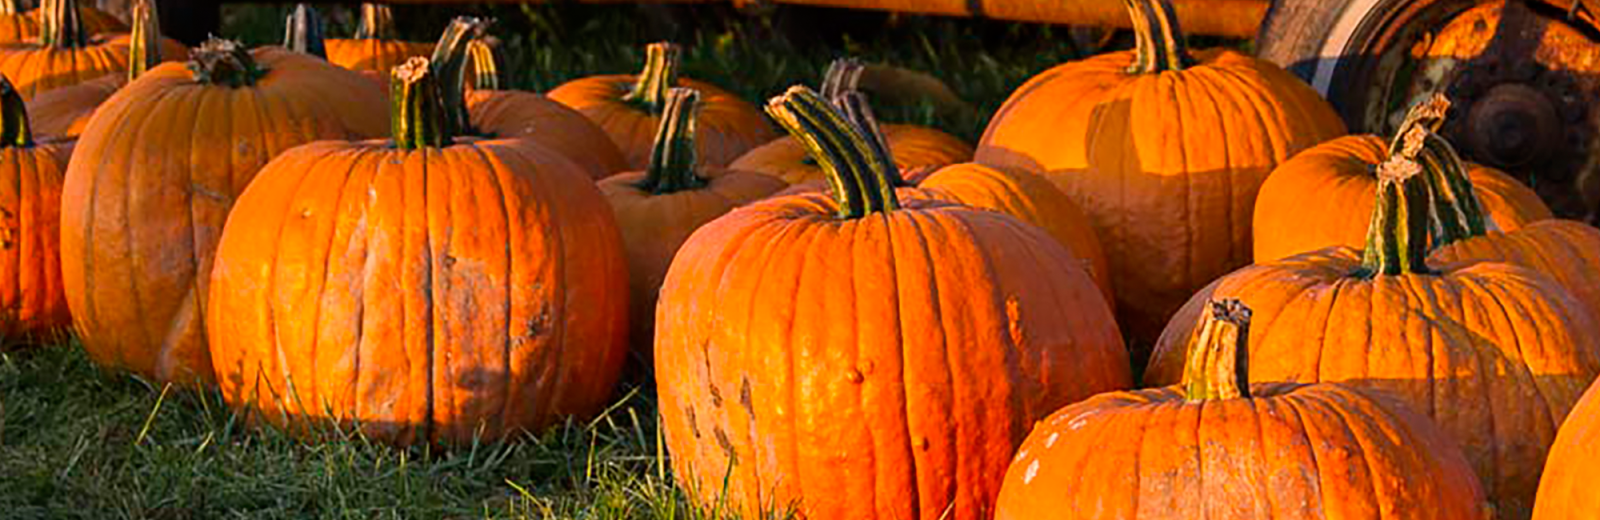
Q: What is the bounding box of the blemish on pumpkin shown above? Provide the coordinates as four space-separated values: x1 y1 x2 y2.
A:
443 255 457 268
525 308 552 339
1006 297 1024 346
845 369 864 384
915 437 930 451
685 405 702 439
0 207 15 249
1023 460 1040 484
709 383 724 408
739 377 754 415
299 207 313 218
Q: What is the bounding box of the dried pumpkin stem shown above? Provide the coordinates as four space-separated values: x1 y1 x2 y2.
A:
766 85 900 219
188 38 267 88
39 0 86 48
1182 299 1251 401
391 57 451 150
1361 155 1434 276
623 42 681 114
467 37 501 91
820 57 867 100
1384 94 1489 247
427 16 489 138
128 0 164 81
283 4 327 59
0 76 32 148
638 88 706 195
354 3 397 40
831 91 906 187
1123 0 1194 74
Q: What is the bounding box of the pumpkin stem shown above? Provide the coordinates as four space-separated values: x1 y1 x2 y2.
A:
830 91 907 187
1123 0 1194 73
188 38 267 88
622 42 681 114
391 57 451 150
467 37 501 91
637 88 706 195
39 0 86 49
820 57 867 100
354 3 397 40
427 16 489 139
1385 94 1489 246
766 85 900 219
128 0 164 81
1360 154 1434 277
1182 299 1251 401
283 4 327 59
0 76 32 148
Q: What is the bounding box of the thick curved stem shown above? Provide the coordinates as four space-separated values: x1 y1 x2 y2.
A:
39 0 86 49
391 57 451 150
622 42 680 114
128 0 164 81
354 3 397 40
1123 0 1193 73
638 88 705 194
0 76 31 148
283 4 327 59
467 37 500 91
1360 155 1434 276
831 91 906 186
1182 299 1251 401
765 85 900 219
1384 94 1489 247
427 16 488 138
188 38 267 88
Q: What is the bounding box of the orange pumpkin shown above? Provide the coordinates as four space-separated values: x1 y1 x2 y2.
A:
207 57 628 446
1144 145 1600 518
27 0 172 138
974 0 1345 347
657 86 1129 520
548 42 776 170
0 0 181 100
1255 95 1551 262
997 299 1489 520
1533 375 1600 519
0 75 69 337
323 3 431 76
59 39 387 385
598 87 783 369
0 0 124 45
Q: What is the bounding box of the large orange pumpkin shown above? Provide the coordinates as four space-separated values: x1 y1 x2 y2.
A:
1532 375 1600 519
59 39 387 385
598 87 783 369
0 0 180 100
1254 95 1551 262
974 0 1345 347
1144 147 1600 519
548 42 776 170
27 0 172 138
997 299 1489 520
0 0 123 45
0 75 69 337
657 86 1129 520
206 58 628 446
323 3 431 76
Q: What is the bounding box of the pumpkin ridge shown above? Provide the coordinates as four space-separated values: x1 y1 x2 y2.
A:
455 143 517 426
129 84 199 374
68 69 143 370
318 148 385 422
1278 392 1339 514
1303 385 1408 513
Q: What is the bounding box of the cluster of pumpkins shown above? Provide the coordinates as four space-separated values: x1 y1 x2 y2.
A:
6 0 1600 518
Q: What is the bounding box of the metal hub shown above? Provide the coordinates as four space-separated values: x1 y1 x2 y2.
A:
1466 84 1560 168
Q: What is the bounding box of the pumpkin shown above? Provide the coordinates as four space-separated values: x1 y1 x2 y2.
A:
0 0 181 100
974 0 1346 347
323 3 431 76
548 42 775 170
1143 141 1600 519
0 75 69 337
59 38 388 385
729 58 973 185
598 87 783 371
657 86 1129 520
27 0 172 138
1254 95 1551 262
0 0 124 45
206 57 628 446
996 299 1489 520
1532 375 1600 519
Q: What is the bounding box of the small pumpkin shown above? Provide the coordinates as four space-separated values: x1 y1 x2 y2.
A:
1144 142 1600 519
996 299 1489 520
323 3 432 76
0 0 181 100
207 57 628 446
974 0 1346 347
60 38 388 385
27 0 172 138
0 0 124 45
1254 95 1552 262
0 75 69 337
548 41 776 170
729 58 973 185
657 86 1128 520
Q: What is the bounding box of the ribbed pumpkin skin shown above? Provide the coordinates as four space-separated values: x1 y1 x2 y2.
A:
657 194 1130 520
730 123 973 185
324 38 433 75
0 7 125 45
1144 248 1600 519
28 72 118 138
0 33 182 100
995 382 1488 520
0 139 70 335
1254 135 1552 262
467 89 629 180
547 75 775 169
1532 377 1600 519
59 48 387 385
975 48 1345 344
207 138 628 446
1431 221 1600 327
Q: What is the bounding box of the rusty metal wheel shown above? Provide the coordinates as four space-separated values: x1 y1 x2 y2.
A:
1259 0 1600 224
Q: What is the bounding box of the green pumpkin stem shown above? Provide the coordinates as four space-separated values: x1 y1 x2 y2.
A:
830 91 906 186
39 0 86 48
354 3 397 40
188 38 267 88
766 85 900 219
820 57 866 100
1360 154 1434 276
0 76 32 148
391 57 450 150
1124 0 1194 73
638 88 706 195
283 4 327 59
1385 94 1490 247
467 37 501 91
1182 299 1252 401
622 42 681 114
128 0 163 81
427 16 489 138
